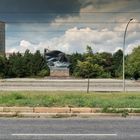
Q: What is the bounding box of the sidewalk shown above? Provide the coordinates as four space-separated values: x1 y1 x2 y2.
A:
0 107 140 118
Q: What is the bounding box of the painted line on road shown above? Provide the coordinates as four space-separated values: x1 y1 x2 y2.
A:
12 133 117 137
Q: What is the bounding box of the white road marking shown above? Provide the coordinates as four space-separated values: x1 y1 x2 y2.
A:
12 133 117 137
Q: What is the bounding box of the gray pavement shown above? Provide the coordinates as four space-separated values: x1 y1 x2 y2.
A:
0 78 140 91
0 117 140 140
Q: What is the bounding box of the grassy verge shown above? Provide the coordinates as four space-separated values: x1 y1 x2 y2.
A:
0 91 140 108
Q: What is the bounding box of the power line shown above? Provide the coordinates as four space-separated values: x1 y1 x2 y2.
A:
4 31 140 32
0 11 140 14
5 21 140 24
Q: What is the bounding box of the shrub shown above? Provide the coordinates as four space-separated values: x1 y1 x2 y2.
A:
37 69 50 77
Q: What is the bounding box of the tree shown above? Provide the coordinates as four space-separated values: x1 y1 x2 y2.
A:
6 50 49 78
74 46 104 78
75 59 103 78
126 46 140 80
0 56 7 78
112 49 123 78
75 59 93 78
86 45 93 56
95 52 113 78
8 52 26 77
24 50 34 76
69 52 83 75
31 50 47 75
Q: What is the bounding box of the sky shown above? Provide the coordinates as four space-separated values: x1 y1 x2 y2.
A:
0 0 140 54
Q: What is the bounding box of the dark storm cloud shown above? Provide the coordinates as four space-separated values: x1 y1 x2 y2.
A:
0 0 81 12
80 0 112 8
0 0 81 22
81 0 140 12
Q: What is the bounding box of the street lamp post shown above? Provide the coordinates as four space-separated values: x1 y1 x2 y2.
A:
123 18 133 92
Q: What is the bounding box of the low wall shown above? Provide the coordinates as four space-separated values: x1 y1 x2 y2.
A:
50 68 70 77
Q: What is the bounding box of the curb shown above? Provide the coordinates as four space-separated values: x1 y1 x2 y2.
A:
17 113 123 118
0 107 140 118
1 112 140 118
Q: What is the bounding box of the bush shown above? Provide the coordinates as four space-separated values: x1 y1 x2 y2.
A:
37 69 50 77
100 72 111 78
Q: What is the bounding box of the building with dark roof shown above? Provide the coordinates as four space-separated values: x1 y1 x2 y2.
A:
0 21 5 55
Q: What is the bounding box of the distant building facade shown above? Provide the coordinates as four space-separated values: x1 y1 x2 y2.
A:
0 21 5 55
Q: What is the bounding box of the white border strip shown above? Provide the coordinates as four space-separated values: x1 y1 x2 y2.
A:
12 133 117 137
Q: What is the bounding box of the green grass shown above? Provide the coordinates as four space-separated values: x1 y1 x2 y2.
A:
0 91 140 108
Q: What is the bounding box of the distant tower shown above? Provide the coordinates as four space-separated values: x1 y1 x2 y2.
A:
0 21 5 55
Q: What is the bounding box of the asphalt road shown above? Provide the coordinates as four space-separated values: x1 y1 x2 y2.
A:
0 78 140 91
0 117 140 140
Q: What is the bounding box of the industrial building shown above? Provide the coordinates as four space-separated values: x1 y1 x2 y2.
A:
0 21 5 55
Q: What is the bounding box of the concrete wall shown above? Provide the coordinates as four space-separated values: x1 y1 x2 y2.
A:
50 68 70 77
0 21 5 55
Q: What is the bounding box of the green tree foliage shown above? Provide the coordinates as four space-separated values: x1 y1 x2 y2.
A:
69 52 83 75
112 49 123 78
22 49 34 76
74 46 104 78
31 50 47 75
0 46 139 79
75 59 104 78
126 46 140 80
95 52 113 78
8 52 26 77
0 56 7 78
0 50 49 78
86 45 93 56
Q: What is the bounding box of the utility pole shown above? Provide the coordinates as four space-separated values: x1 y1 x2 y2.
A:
123 18 133 92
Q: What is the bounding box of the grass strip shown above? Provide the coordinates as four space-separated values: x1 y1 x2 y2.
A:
0 91 140 108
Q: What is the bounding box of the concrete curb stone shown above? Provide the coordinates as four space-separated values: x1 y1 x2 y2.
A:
34 107 70 113
70 108 92 113
0 107 140 118
8 113 125 118
0 112 16 117
3 107 33 113
0 112 140 118
91 108 102 113
0 107 3 112
129 113 140 116
18 113 72 118
76 113 122 118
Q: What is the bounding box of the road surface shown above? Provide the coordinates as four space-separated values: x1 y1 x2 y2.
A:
0 117 140 140
0 78 140 91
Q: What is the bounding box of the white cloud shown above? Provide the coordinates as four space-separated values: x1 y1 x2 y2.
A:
114 19 140 32
6 20 140 55
6 27 121 54
11 40 45 53
20 40 31 48
6 1 140 55
125 41 140 54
